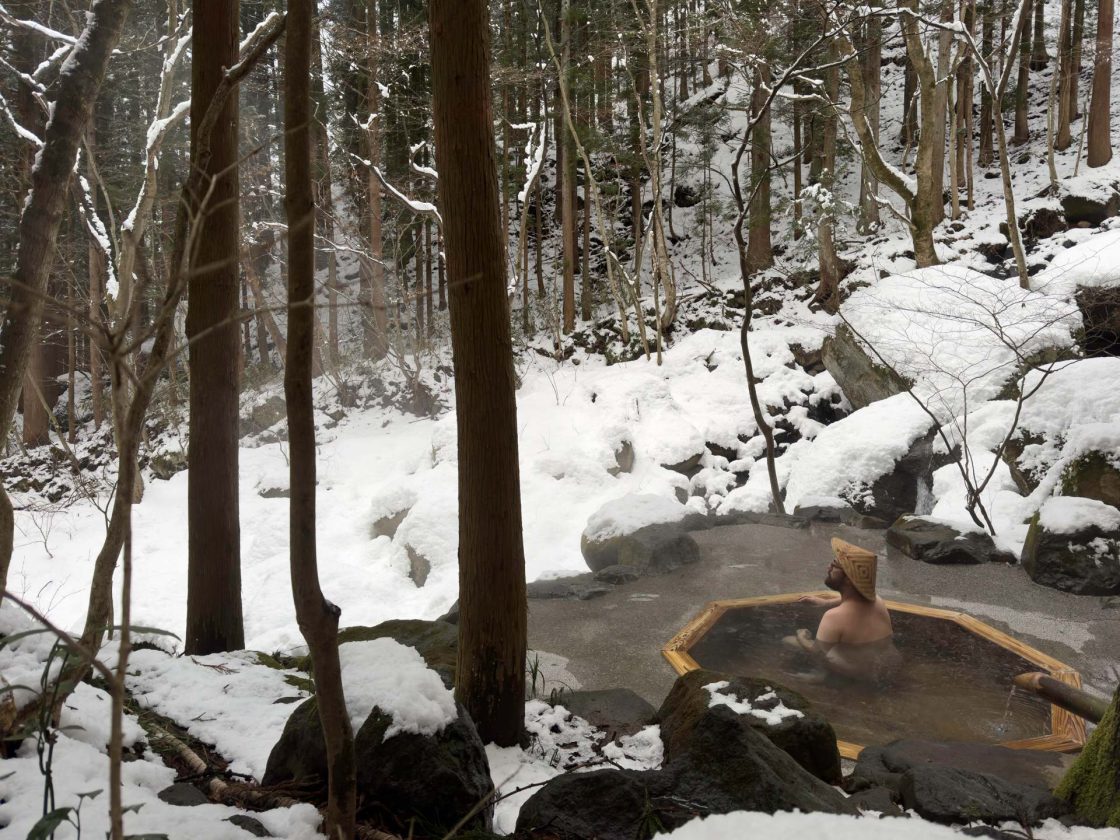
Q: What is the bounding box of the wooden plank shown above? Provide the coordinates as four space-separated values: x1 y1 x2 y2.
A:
663 602 725 653
951 613 1073 672
661 648 700 676
837 740 863 760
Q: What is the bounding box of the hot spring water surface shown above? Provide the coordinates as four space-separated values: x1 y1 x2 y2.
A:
687 603 1053 747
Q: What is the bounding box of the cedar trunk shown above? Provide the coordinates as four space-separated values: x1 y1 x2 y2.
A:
185 0 245 655
1087 0 1114 166
429 0 528 747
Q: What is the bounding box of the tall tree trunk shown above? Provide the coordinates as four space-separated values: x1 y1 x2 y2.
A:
1070 0 1085 118
366 0 390 357
1087 0 1113 166
284 4 357 836
88 129 106 429
979 0 995 165
185 0 245 656
858 11 882 231
1014 0 1032 143
1057 0 1075 148
430 0 527 748
901 58 919 145
561 0 576 334
745 64 773 272
0 0 132 597
1032 0 1050 67
815 45 841 310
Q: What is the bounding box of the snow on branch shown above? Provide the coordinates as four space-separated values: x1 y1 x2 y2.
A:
0 2 78 45
408 141 438 183
369 161 442 224
74 150 119 298
516 120 546 204
0 87 42 148
240 10 282 54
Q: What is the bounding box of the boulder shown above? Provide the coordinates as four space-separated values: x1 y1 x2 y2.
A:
372 507 410 539
527 574 614 600
1021 505 1120 595
239 394 287 437
899 764 1065 824
821 324 910 410
793 496 860 525
582 521 702 575
662 451 704 478
157 783 208 806
1075 286 1120 358
860 429 954 523
657 669 842 785
849 739 1071 825
593 564 642 585
581 494 707 572
554 688 657 737
1061 451 1120 509
330 619 458 688
263 697 492 834
516 706 852 840
1003 432 1046 495
149 450 188 481
886 516 1016 564
608 440 635 476
405 543 431 587
1062 192 1120 227
1021 206 1068 241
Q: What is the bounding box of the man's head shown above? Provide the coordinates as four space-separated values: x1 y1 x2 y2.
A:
827 538 878 601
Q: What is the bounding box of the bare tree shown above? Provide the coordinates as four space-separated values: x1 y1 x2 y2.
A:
0 0 133 597
284 3 357 836
430 0 527 746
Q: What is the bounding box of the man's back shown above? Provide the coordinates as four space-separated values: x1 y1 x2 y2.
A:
818 595 894 645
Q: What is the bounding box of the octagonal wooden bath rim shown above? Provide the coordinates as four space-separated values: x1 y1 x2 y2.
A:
662 592 1087 760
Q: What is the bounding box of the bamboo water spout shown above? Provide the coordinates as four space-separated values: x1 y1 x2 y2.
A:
1014 672 1110 724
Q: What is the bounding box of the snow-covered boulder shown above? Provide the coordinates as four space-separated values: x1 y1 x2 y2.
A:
1021 497 1120 595
264 638 492 833
1032 229 1120 356
580 494 705 574
1061 191 1120 227
886 515 1016 565
516 681 851 839
1003 358 1120 506
657 669 841 785
838 265 1079 418
784 395 943 523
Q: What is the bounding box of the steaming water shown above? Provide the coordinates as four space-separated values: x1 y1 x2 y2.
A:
688 604 1052 747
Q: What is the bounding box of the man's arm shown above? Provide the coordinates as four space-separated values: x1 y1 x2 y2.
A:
797 609 843 655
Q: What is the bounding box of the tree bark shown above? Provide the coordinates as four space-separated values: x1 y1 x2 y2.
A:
858 11 882 232
561 0 576 334
0 0 132 596
1057 0 1075 149
185 0 245 655
284 3 357 836
979 0 995 165
745 64 772 273
1087 0 1113 166
366 0 390 358
430 0 527 748
1014 0 1032 143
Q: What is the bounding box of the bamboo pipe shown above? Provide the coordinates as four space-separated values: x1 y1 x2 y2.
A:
1014 672 1110 724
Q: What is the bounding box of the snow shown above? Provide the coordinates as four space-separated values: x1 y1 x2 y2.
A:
1038 496 1120 535
486 699 664 834
583 493 691 540
782 393 934 512
1032 229 1120 296
841 264 1080 419
337 638 457 738
127 648 310 778
0 88 43 147
659 811 1118 840
703 681 805 726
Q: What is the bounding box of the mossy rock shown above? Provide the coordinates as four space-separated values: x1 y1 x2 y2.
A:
1021 512 1120 595
1002 432 1046 495
1056 687 1120 827
1061 452 1120 510
656 668 842 785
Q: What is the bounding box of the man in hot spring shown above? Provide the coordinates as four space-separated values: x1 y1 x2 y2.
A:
784 538 902 681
